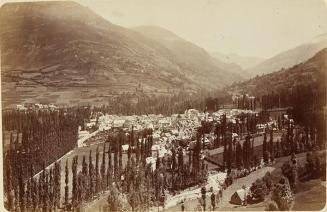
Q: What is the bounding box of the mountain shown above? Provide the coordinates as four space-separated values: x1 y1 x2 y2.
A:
228 48 327 97
212 52 264 70
211 58 247 79
248 35 327 76
132 25 245 81
0 1 243 108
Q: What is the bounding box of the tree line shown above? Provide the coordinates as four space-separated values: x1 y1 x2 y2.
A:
3 107 91 211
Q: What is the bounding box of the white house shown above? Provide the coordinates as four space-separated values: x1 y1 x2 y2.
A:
16 104 27 111
122 144 129 153
113 119 125 128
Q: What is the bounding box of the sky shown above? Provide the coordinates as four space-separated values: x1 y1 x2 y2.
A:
1 0 327 58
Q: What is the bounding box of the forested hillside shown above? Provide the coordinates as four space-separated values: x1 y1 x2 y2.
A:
228 48 327 99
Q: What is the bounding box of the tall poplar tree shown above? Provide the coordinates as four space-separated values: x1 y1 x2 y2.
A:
100 143 106 191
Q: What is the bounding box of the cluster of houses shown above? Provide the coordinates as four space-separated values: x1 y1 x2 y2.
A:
79 108 264 165
16 103 58 111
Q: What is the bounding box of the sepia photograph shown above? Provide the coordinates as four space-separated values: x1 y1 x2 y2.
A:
0 0 326 211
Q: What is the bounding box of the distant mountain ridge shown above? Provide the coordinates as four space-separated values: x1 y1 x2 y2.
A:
228 48 327 97
132 25 245 81
0 1 243 107
212 52 264 70
247 35 327 76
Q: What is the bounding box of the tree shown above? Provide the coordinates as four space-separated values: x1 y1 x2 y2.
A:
101 143 106 191
72 156 78 207
49 167 55 210
105 184 131 212
18 165 25 212
281 160 297 191
107 143 112 187
221 114 227 145
269 130 274 156
37 171 43 209
31 175 38 210
127 141 132 160
226 133 233 172
178 148 184 172
254 155 260 168
276 139 281 158
263 131 267 160
136 136 142 164
313 150 321 178
76 173 83 207
236 141 243 169
263 151 270 165
64 160 69 209
243 134 251 169
95 147 100 193
188 147 192 172
263 171 273 191
53 162 61 209
127 188 140 211
5 155 13 211
156 156 161 170
43 171 50 212
114 138 119 180
215 124 221 147
14 183 19 211
3 107 85 200
141 138 146 165
119 132 123 172
127 163 152 211
6 190 14 211
89 150 95 199
82 155 88 176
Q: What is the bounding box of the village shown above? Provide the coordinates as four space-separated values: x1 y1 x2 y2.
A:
6 97 294 207
2 1 327 211
3 91 325 212
69 102 293 211
6 88 324 211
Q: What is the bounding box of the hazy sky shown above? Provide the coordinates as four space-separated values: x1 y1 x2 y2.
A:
2 0 327 58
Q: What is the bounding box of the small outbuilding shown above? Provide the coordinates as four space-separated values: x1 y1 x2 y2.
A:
230 187 250 205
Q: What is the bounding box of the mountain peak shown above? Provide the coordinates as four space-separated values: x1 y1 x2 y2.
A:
1 1 83 11
0 1 111 26
1 4 243 107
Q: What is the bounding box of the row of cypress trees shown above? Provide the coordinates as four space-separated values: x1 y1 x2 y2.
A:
3 107 91 211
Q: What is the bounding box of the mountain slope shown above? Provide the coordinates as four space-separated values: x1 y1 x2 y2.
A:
132 25 245 81
0 1 242 108
248 35 327 76
212 52 264 70
228 48 327 97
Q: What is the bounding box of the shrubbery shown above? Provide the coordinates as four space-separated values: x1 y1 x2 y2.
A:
249 171 272 203
250 179 268 202
305 151 322 180
271 177 294 211
281 161 297 191
263 172 273 191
